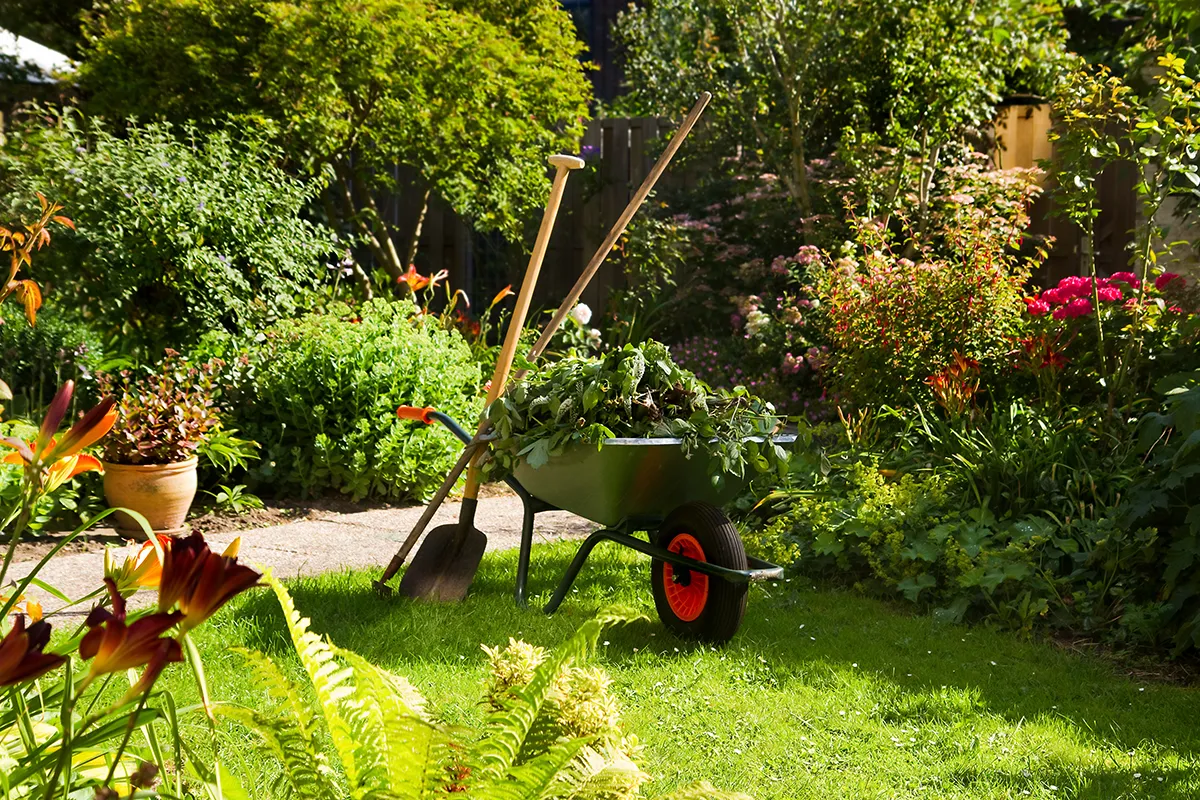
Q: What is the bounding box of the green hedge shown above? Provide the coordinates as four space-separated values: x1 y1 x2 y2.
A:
210 299 482 501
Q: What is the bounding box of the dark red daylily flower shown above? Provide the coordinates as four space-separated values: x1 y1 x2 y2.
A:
80 579 183 679
158 532 261 631
0 614 67 686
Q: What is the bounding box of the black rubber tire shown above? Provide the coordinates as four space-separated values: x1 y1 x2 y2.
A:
650 501 748 644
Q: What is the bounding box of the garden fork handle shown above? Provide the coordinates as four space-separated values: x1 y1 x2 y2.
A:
460 154 584 503
517 91 711 379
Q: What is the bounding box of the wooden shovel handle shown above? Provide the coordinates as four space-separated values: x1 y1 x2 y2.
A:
462 154 584 500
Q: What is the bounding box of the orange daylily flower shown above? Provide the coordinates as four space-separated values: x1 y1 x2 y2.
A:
428 269 449 290
158 533 260 632
80 579 183 680
489 284 515 310
399 265 431 292
0 614 67 687
1 382 116 489
2 592 42 622
105 534 173 594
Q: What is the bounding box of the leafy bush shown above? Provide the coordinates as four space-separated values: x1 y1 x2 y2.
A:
0 111 336 351
1125 370 1200 653
77 0 590 280
0 306 107 416
98 352 224 465
749 396 1199 648
217 298 481 501
225 576 747 798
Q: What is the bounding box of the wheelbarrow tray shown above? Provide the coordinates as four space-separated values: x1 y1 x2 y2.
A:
512 435 796 528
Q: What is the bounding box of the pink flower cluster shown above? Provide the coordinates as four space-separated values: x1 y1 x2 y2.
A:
1027 273 1145 320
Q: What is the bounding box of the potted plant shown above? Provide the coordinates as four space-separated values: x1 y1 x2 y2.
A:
98 351 222 533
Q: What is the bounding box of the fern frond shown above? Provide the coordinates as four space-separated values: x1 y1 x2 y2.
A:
229 646 316 738
470 609 637 780
265 572 364 792
336 648 451 797
547 744 649 800
652 782 755 800
215 704 341 800
473 737 591 800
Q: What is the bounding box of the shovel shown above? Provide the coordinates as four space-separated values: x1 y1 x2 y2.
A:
397 153 585 602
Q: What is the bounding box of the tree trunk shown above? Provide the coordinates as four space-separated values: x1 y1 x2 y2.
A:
406 186 432 268
331 160 405 281
320 189 373 299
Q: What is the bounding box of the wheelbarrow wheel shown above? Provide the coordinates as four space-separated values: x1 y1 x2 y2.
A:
650 501 748 643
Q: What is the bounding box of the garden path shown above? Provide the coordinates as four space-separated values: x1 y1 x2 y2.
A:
10 494 595 612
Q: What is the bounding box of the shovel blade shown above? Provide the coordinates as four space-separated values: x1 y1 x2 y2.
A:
398 523 487 602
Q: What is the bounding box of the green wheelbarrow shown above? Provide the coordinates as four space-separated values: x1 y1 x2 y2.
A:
398 408 790 644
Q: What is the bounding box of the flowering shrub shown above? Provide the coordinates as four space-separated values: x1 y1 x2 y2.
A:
812 213 1036 407
1017 271 1200 406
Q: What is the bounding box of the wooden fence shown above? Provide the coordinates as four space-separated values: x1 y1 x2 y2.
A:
383 116 686 312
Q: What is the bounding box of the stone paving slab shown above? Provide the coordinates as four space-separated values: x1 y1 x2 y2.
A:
10 494 595 613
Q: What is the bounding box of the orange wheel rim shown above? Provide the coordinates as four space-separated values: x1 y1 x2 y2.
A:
663 533 708 622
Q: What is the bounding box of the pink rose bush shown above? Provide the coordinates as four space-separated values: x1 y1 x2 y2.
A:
1019 269 1200 403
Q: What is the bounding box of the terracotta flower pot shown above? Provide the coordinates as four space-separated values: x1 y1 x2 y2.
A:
102 457 199 535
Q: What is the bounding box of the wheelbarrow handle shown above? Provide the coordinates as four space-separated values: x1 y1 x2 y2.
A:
397 406 473 445
397 405 437 424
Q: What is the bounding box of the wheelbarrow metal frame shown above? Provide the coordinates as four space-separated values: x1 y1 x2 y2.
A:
427 410 785 613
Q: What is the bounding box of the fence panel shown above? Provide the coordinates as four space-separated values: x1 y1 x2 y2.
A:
388 116 678 311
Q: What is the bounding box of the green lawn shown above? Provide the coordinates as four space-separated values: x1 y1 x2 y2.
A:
169 540 1200 799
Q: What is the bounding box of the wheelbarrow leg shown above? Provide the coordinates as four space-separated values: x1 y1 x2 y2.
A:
512 481 537 608
544 529 619 615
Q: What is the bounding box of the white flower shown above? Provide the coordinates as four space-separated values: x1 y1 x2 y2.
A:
744 310 770 337
569 303 592 325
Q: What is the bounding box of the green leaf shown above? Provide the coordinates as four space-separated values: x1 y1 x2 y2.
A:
897 573 937 601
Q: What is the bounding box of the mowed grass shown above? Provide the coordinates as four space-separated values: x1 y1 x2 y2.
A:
162 540 1200 799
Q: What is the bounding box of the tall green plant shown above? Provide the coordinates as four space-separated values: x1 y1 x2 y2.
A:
78 0 590 283
228 575 751 799
1047 53 1200 407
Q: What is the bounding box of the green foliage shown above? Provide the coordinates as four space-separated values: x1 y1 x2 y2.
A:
0 306 108 417
204 484 265 514
228 575 748 798
218 298 481 501
1125 370 1200 652
484 341 787 488
604 217 694 350
0 111 335 352
751 399 1190 646
77 0 590 277
615 0 1061 223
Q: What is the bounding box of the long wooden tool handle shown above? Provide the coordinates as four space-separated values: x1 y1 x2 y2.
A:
462 154 584 501
517 91 711 378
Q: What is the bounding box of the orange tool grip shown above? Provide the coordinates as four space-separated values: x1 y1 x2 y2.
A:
397 405 436 424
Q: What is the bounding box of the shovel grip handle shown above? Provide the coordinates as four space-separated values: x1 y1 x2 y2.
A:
397 405 436 424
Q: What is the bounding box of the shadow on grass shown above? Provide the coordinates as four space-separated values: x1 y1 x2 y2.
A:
221 538 1200 796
